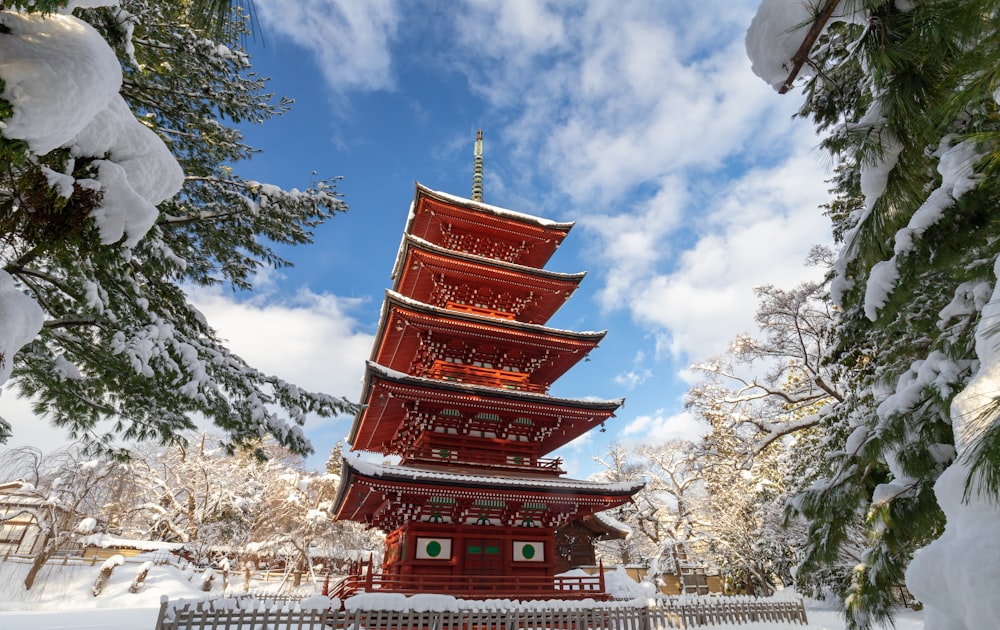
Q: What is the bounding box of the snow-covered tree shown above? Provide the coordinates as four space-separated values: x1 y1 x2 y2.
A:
684 275 851 596
0 0 354 457
0 445 132 589
121 434 272 549
594 440 711 587
688 278 841 458
694 401 806 597
591 441 652 566
747 1 1000 627
636 440 704 580
246 464 367 587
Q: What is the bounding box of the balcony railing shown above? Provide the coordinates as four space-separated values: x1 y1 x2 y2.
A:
446 301 516 320
427 361 546 394
330 564 607 602
407 444 564 475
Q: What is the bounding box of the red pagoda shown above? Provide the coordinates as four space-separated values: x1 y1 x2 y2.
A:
332 133 642 600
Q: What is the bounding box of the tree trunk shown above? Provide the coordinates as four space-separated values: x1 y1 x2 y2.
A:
24 535 55 590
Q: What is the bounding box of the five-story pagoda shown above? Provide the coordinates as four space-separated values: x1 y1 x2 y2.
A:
332 133 642 600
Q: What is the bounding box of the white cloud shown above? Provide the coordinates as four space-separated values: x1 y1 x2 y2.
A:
254 0 400 93
435 0 833 373
613 350 654 390
614 368 653 390
624 141 832 362
620 408 708 445
186 284 374 401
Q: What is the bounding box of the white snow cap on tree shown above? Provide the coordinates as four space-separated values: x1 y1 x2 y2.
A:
0 9 184 247
0 11 122 154
907 256 1000 629
0 6 185 386
0 271 44 384
745 0 818 90
745 0 866 91
75 517 99 535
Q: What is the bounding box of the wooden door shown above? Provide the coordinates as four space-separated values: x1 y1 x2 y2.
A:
465 539 502 577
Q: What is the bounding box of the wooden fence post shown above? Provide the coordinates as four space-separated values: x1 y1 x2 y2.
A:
365 553 374 591
153 596 169 630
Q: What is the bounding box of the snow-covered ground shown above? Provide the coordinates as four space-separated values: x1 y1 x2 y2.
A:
0 555 924 630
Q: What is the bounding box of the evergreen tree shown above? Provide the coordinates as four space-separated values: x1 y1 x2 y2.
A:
754 1 1000 626
0 1 355 457
325 442 343 475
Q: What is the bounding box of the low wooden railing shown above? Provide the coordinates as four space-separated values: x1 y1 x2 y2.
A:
155 595 810 629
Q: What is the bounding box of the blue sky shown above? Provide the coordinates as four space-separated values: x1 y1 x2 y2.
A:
4 0 833 478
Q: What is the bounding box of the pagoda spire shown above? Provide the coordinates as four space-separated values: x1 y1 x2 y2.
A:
471 129 484 202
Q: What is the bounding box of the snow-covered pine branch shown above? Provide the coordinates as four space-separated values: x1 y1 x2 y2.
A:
0 0 355 457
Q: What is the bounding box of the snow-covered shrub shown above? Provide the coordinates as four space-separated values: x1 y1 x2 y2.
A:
92 553 124 597
201 567 215 592
129 560 152 593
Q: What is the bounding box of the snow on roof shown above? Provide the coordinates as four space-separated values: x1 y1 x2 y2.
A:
78 534 186 552
345 457 644 495
591 510 634 538
415 183 574 231
385 289 607 339
365 360 624 409
391 234 587 283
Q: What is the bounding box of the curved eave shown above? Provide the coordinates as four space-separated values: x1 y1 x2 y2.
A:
365 361 622 410
404 183 573 269
391 237 585 325
409 183 575 232
368 292 605 388
382 290 606 342
391 234 586 285
333 457 644 523
348 361 623 452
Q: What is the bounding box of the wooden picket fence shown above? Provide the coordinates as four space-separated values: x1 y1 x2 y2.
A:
154 594 808 629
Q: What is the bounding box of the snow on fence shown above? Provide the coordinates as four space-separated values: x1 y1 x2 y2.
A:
154 595 809 629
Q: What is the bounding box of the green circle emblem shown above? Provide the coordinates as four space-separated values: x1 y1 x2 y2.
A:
426 540 442 557
522 544 535 559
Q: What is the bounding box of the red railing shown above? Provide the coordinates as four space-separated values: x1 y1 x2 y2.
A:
427 361 547 394
407 444 564 475
330 559 608 602
446 302 517 320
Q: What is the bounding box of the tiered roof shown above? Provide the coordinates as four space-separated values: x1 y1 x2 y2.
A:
368 290 604 395
393 235 584 324
395 184 573 270
349 361 622 467
334 458 643 532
